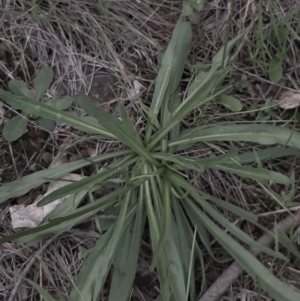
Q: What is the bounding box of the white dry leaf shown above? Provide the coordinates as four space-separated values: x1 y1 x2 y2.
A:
128 80 144 98
10 174 84 229
87 148 97 157
60 136 73 150
277 90 300 109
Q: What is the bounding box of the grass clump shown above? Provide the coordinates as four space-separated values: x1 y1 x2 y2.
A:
0 2 300 301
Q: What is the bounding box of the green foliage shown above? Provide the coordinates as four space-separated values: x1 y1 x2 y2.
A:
249 99 278 121
246 0 294 83
0 7 300 301
268 56 283 83
3 66 72 141
217 94 243 111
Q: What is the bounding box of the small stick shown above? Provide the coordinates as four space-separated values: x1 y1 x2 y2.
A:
8 235 58 301
198 210 300 301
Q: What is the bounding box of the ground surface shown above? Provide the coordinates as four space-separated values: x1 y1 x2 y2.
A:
1 0 300 300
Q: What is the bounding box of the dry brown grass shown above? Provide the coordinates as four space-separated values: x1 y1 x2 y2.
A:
0 0 300 300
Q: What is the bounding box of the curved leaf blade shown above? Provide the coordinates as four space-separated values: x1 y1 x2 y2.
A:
0 89 115 138
24 278 56 301
170 124 300 149
0 182 141 244
0 150 131 203
195 207 300 301
215 162 289 184
71 191 134 301
109 194 145 301
150 19 192 116
37 156 138 206
75 94 159 166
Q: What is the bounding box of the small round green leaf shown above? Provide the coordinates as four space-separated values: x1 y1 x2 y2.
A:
76 116 102 134
269 57 282 83
277 28 289 45
3 115 28 141
218 95 243 112
8 79 34 99
188 12 200 24
38 117 55 131
81 116 99 125
46 96 73 110
276 51 287 60
190 0 203 11
182 2 193 17
34 66 54 100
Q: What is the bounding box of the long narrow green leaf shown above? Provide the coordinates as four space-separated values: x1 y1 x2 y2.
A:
70 224 116 301
190 203 300 301
150 19 192 116
154 149 238 171
154 153 204 172
164 215 187 301
169 88 181 153
75 94 159 166
181 198 230 263
0 180 143 244
160 175 171 244
71 191 135 301
146 32 238 149
172 200 198 300
24 278 56 301
38 156 138 206
108 188 145 301
169 124 300 149
189 197 287 260
145 18 192 144
236 147 300 164
211 34 243 70
151 174 172 269
143 163 160 245
119 103 139 137
160 89 171 152
277 232 300 258
148 68 231 150
170 173 288 260
0 150 131 203
0 89 114 138
109 219 136 301
201 193 258 224
143 164 171 299
155 149 291 184
214 162 290 184
149 172 163 223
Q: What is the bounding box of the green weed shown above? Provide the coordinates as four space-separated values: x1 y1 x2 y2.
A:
3 67 72 141
0 2 300 301
246 0 300 83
